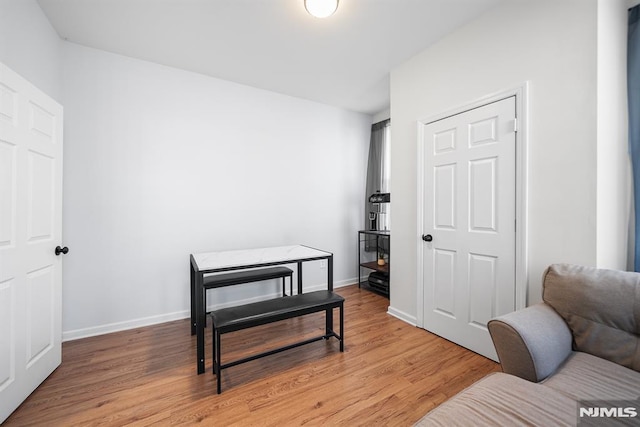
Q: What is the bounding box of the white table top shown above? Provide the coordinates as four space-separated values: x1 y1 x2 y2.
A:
192 245 332 272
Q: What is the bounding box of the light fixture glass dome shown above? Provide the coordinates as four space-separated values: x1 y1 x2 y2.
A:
304 0 339 18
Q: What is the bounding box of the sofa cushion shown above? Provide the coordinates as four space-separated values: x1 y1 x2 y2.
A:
413 373 576 427
542 352 640 401
543 264 640 372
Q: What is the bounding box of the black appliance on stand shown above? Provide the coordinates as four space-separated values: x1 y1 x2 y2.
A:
368 192 390 231
360 192 391 295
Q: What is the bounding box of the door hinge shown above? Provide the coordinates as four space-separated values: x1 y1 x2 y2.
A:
513 118 518 133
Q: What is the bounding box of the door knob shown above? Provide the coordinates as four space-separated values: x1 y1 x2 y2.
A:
422 234 433 242
55 246 69 256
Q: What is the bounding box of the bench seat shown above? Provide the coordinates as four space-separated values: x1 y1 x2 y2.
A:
203 266 293 289
210 290 344 393
201 267 294 319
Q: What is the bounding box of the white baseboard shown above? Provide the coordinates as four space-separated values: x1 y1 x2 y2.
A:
62 278 357 342
62 310 190 342
387 306 417 327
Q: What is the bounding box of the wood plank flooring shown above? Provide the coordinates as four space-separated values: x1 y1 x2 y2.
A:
4 285 500 426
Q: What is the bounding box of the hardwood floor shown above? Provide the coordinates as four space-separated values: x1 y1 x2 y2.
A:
5 285 500 426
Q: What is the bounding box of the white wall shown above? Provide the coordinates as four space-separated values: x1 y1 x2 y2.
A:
61 43 371 339
596 0 631 270
390 0 608 322
0 0 62 102
1 0 371 341
372 109 391 123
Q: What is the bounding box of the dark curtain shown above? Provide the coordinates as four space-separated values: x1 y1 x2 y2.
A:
364 119 390 227
630 6 640 270
364 119 390 251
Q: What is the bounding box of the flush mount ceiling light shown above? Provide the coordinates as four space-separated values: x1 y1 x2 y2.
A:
304 0 339 18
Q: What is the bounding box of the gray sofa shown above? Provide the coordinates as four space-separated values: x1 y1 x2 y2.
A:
415 264 640 426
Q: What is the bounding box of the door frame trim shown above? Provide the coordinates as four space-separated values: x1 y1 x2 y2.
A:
415 82 529 328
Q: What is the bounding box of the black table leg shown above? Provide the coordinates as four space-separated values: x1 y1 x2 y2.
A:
190 258 196 335
297 261 303 294
195 271 205 374
326 255 334 331
328 255 333 291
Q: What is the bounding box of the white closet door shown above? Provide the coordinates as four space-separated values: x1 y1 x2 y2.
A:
421 96 516 361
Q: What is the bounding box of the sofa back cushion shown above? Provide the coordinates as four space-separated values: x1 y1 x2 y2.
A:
542 264 640 372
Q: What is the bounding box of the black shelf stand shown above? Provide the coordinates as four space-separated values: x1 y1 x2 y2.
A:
358 230 390 296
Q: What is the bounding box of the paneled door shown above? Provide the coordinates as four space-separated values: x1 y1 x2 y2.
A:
420 97 516 361
0 63 64 423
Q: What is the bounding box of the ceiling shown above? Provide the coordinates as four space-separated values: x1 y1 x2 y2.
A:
37 0 503 115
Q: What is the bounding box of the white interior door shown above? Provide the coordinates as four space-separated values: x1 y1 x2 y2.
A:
421 97 516 361
0 62 63 423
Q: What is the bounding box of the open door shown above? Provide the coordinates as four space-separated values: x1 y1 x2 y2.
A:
0 62 64 423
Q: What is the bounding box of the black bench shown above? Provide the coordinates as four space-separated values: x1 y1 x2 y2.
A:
202 267 294 315
210 290 344 393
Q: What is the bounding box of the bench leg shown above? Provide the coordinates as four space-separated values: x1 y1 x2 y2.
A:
325 309 331 336
325 307 338 336
212 324 217 375
211 325 222 394
324 305 343 352
215 329 222 394
339 302 344 352
281 274 294 296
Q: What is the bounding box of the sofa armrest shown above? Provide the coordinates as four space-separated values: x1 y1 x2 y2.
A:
488 303 572 382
